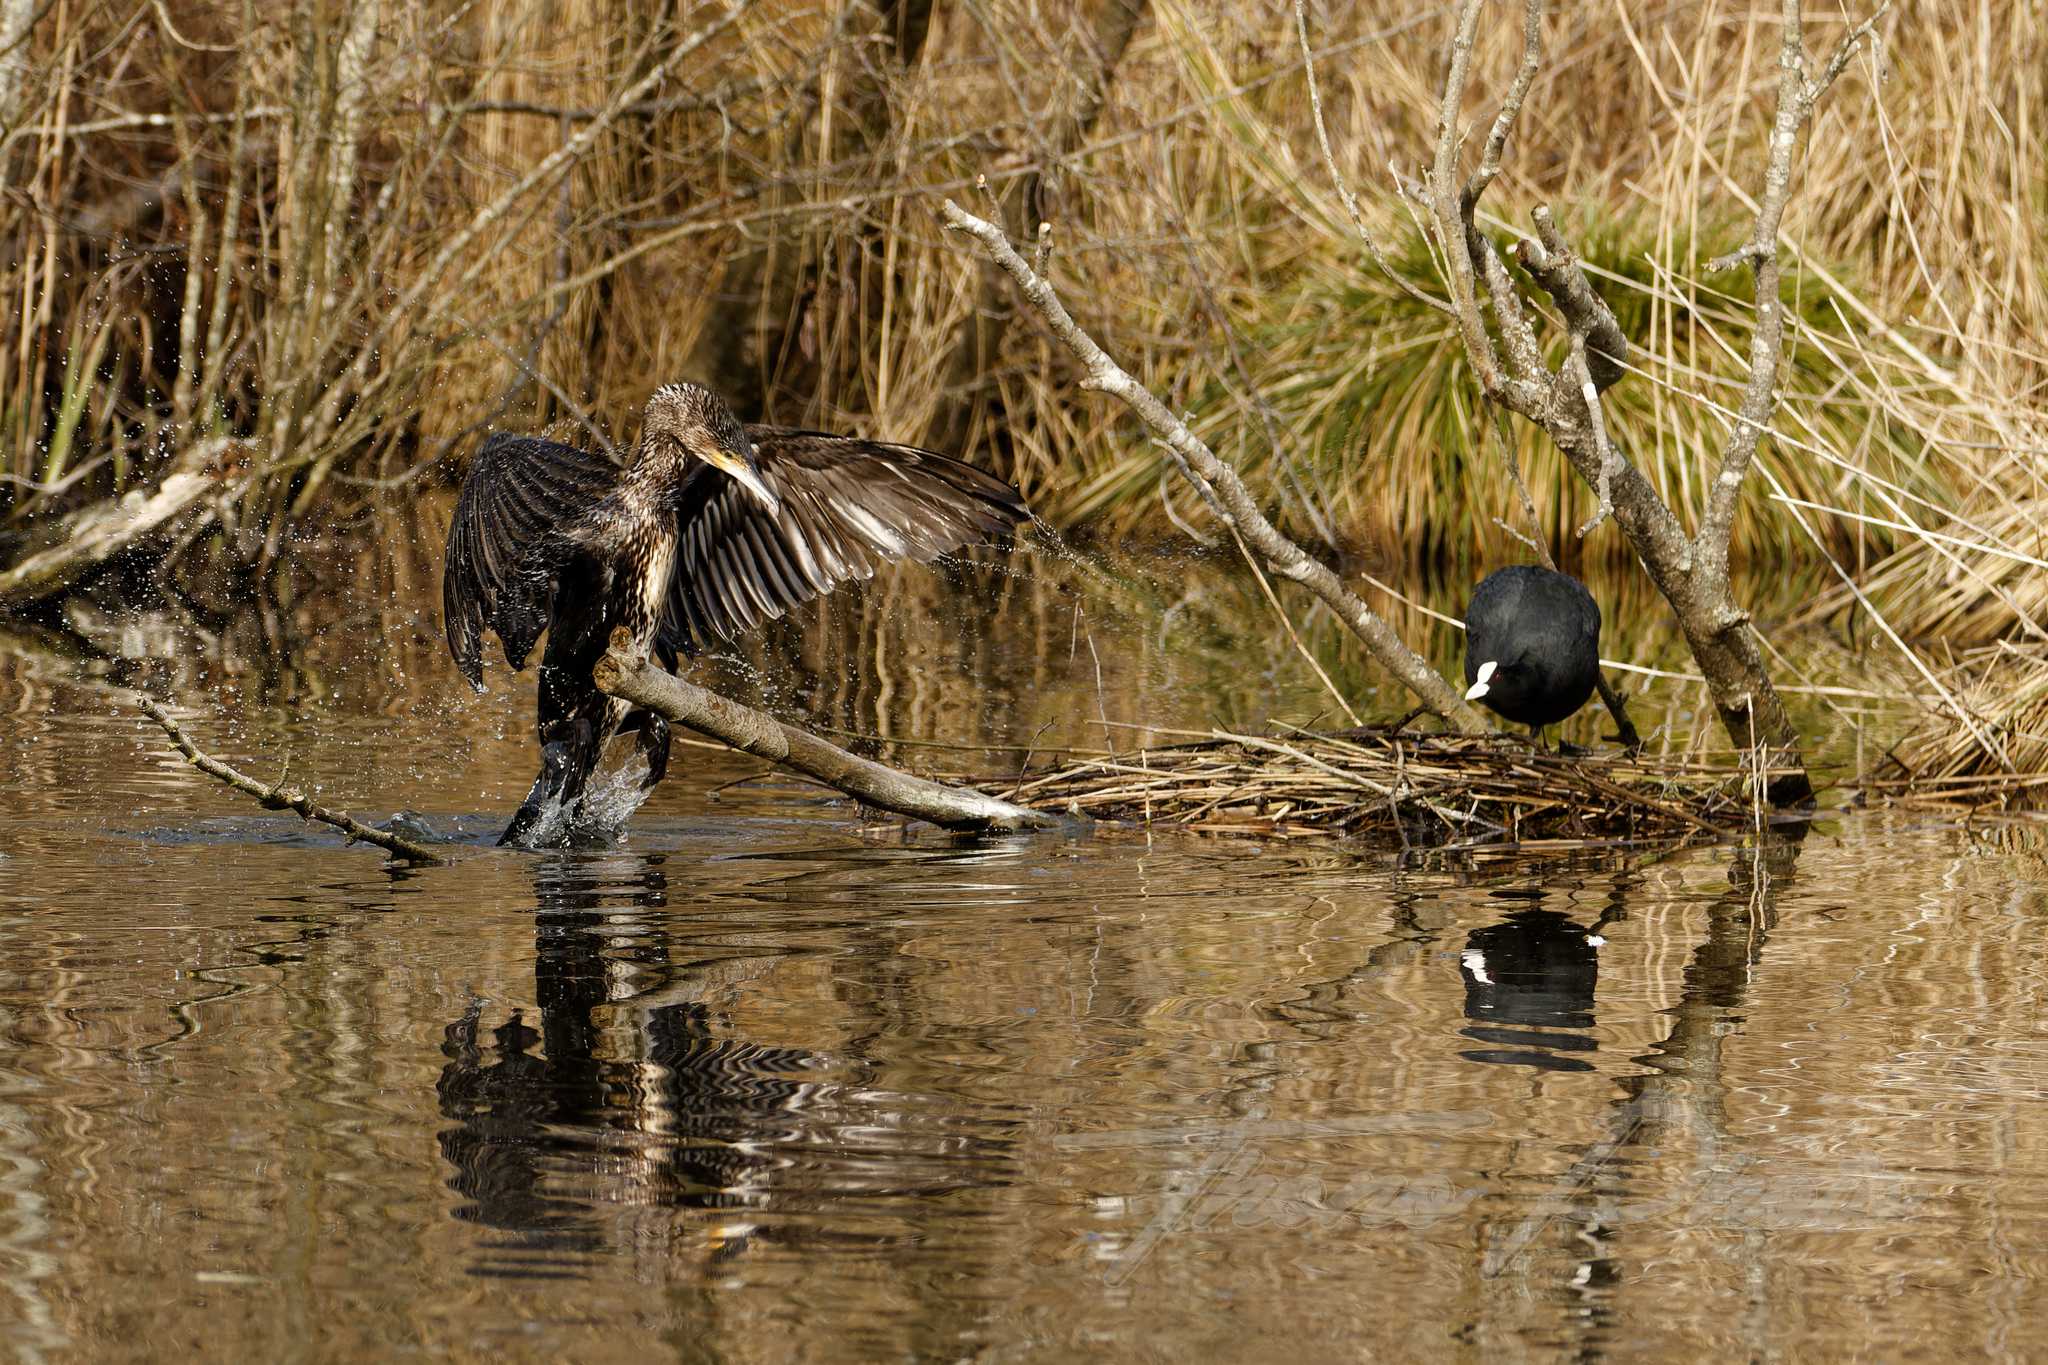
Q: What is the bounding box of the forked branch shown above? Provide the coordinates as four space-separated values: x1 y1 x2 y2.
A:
1407 0 1889 805
1698 0 1893 575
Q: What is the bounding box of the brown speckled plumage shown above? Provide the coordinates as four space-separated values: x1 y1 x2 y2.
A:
442 382 1028 846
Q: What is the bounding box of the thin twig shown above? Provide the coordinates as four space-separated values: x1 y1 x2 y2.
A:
139 699 442 864
1293 0 1450 315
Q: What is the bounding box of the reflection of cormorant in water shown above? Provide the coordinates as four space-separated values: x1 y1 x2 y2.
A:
1458 906 1605 1072
435 855 1012 1276
436 997 820 1242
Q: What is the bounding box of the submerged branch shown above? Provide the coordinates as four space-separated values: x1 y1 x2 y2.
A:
138 698 443 864
593 631 1058 834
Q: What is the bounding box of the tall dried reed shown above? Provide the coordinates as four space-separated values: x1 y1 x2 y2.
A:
0 1 2038 603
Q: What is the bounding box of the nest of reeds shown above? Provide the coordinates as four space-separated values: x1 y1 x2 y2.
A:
969 724 1762 849
1870 644 2048 808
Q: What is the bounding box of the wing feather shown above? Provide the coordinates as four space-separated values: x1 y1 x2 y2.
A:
660 428 1027 654
442 433 620 688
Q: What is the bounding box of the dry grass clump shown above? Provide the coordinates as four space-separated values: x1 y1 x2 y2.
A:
1875 645 2048 809
971 725 1762 849
1823 438 2048 648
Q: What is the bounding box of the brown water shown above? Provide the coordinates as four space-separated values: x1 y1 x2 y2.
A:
2 538 2045 1361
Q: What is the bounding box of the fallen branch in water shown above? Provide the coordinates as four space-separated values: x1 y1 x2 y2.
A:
0 439 247 612
138 698 443 864
593 629 1058 834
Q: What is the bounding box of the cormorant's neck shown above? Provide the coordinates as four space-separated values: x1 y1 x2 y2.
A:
622 441 683 497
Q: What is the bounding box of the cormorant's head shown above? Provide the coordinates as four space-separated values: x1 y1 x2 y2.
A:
641 383 780 514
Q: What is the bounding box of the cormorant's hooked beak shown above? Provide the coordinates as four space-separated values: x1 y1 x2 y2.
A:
702 434 780 516
1465 659 1498 702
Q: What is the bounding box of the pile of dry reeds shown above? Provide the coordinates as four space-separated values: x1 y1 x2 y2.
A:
968 726 1765 849
1870 645 2048 809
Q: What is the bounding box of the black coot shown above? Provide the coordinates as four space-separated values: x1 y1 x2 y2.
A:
1462 565 1602 742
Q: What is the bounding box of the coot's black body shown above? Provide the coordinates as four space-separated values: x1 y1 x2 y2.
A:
1462 565 1602 733
443 382 1028 846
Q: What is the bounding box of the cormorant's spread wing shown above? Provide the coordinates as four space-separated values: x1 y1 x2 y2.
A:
660 428 1027 654
443 433 620 689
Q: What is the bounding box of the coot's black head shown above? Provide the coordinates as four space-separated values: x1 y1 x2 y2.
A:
1458 654 1581 732
1462 565 1602 729
641 383 779 513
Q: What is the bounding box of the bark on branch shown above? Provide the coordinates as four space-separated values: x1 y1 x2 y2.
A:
939 199 1490 733
1514 207 1625 392
139 698 443 864
592 630 1058 834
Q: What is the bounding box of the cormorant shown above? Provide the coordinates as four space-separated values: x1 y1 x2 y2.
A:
1462 565 1602 747
443 382 1027 846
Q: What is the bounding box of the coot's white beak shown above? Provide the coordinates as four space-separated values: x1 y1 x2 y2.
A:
1465 659 1498 702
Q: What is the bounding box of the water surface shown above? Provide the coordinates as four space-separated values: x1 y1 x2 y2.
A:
0 539 2042 1361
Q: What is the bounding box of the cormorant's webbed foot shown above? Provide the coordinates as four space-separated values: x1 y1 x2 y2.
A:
626 709 672 790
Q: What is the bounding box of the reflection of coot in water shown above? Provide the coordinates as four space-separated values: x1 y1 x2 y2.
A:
1458 908 1602 1072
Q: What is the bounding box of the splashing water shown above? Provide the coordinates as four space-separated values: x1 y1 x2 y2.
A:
498 751 657 851
566 755 656 844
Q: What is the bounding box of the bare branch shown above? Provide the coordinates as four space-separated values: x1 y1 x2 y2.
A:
1292 0 1449 315
1462 0 1543 210
940 198 1490 732
593 631 1057 833
1428 0 1507 394
139 699 442 865
1514 206 1627 391
1471 230 1549 388
1698 0 1888 576
1808 3 1890 103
